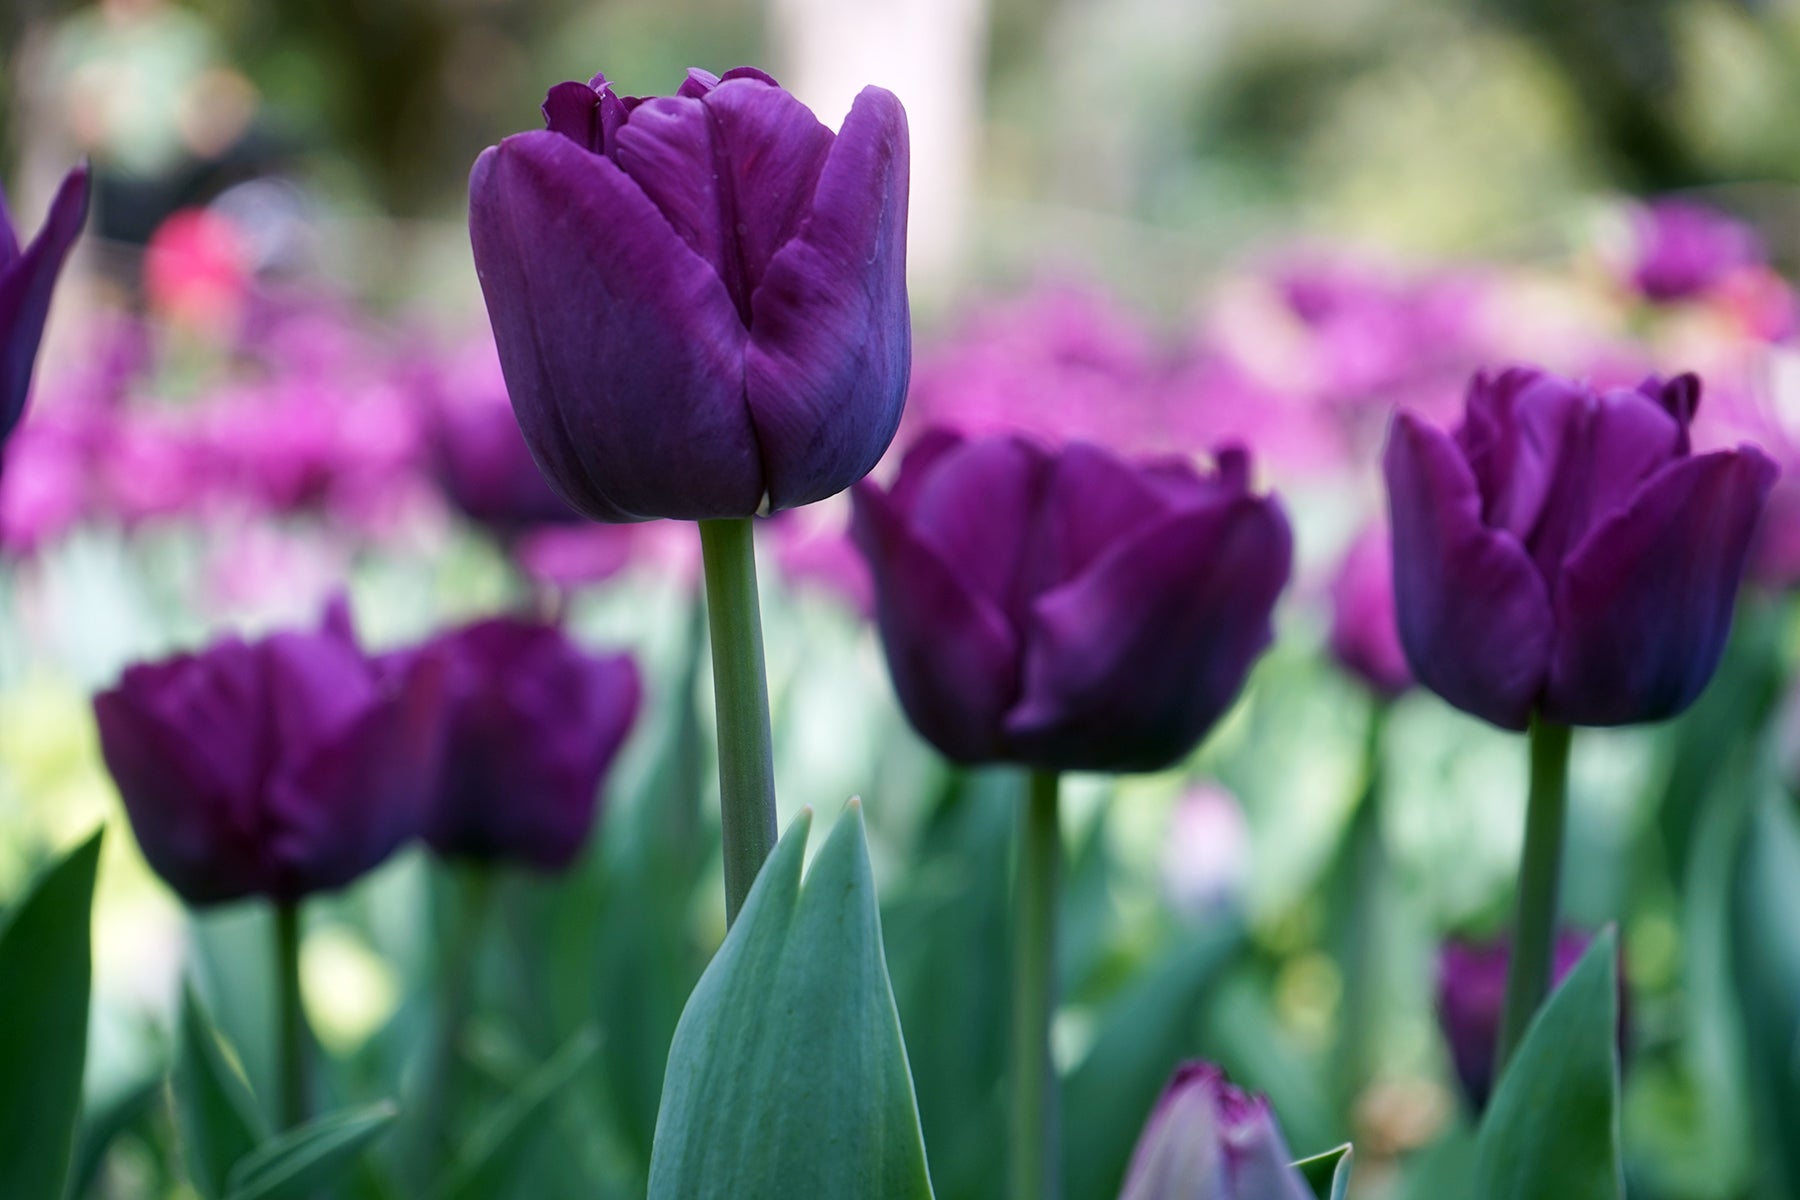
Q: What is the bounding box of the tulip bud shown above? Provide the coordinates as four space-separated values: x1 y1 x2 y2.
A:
1119 1061 1314 1200
1625 201 1762 304
1328 524 1411 698
402 618 640 871
94 605 444 905
853 431 1291 773
1384 367 1775 729
469 68 910 521
2 165 89 454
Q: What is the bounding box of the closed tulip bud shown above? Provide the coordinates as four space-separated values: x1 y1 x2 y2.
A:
1328 524 1412 698
469 67 910 521
853 431 1291 773
3 165 89 454
405 618 640 870
1384 368 1775 730
1119 1061 1313 1200
94 609 444 905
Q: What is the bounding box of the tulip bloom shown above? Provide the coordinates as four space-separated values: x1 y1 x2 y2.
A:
1627 201 1762 303
3 166 90 451
853 431 1292 773
1384 368 1775 730
94 614 443 905
469 67 910 521
1119 1061 1313 1200
408 618 640 870
1328 524 1412 699
433 385 583 534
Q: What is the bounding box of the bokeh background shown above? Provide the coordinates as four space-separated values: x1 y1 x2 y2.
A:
5 0 1800 1196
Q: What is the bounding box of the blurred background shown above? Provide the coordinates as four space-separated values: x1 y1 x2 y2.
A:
5 0 1800 1197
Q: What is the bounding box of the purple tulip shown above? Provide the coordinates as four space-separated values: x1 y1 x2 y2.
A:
1437 931 1625 1112
2 166 90 451
407 618 639 871
93 609 444 905
430 367 584 534
1328 524 1412 698
469 67 910 521
1118 1061 1313 1200
1627 201 1763 303
852 431 1291 773
1384 367 1776 730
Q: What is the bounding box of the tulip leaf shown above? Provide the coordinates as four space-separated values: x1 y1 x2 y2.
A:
1294 1143 1353 1200
176 980 269 1198
1729 790 1800 1200
1472 929 1622 1200
71 1071 163 1198
647 802 934 1200
1061 920 1242 1200
432 1026 601 1200
223 1102 398 1200
0 827 104 1200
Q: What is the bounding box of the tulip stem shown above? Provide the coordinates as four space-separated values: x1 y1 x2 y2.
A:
1495 716 1574 1079
697 517 778 926
1011 769 1061 1200
408 865 492 1179
273 902 309 1130
1334 701 1388 1108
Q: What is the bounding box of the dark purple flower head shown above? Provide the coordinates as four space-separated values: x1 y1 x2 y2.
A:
853 431 1291 773
405 618 639 871
1118 1061 1313 1200
1328 524 1412 699
1628 201 1763 303
469 67 910 521
1437 930 1625 1112
1384 367 1776 730
2 165 90 453
94 606 444 905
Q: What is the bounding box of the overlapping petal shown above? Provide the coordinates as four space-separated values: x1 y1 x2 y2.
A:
1 165 90 441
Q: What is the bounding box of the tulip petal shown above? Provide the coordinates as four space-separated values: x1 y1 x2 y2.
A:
470 133 758 519
1005 495 1292 772
1544 447 1776 725
747 86 910 511
1385 411 1553 730
0 165 89 440
1022 440 1173 598
851 480 1019 763
1455 368 1584 543
902 434 1047 619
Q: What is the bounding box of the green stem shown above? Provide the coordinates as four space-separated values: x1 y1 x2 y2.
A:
1494 716 1575 1078
274 902 309 1130
697 518 778 926
1011 770 1061 1200
409 866 492 1179
1335 702 1388 1107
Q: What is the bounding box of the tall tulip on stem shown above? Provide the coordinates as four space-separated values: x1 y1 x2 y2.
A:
468 66 911 922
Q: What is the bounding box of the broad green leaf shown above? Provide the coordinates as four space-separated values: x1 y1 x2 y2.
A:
647 802 934 1200
1729 790 1800 1200
1472 929 1622 1200
432 1027 601 1199
0 827 104 1200
1294 1144 1353 1200
224 1102 397 1200
177 980 269 1198
1062 921 1242 1200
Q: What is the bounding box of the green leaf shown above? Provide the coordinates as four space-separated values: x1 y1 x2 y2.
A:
177 980 269 1198
70 1073 162 1199
0 827 104 1200
1061 921 1242 1200
224 1102 398 1200
1294 1144 1353 1200
647 802 934 1200
1729 790 1800 1200
432 1027 602 1199
1472 929 1623 1200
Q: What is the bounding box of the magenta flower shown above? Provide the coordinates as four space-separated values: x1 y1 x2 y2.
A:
1627 201 1763 303
93 610 444 905
1384 368 1775 729
1118 1061 1312 1200
1328 524 1412 699
469 67 910 521
405 618 639 871
2 166 90 453
853 431 1291 772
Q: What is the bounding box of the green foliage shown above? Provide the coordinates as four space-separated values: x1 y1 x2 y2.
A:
647 803 934 1200
176 980 269 1198
1729 791 1800 1200
1294 1144 1353 1200
223 1102 398 1200
0 827 104 1200
1473 930 1623 1200
432 1027 601 1200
